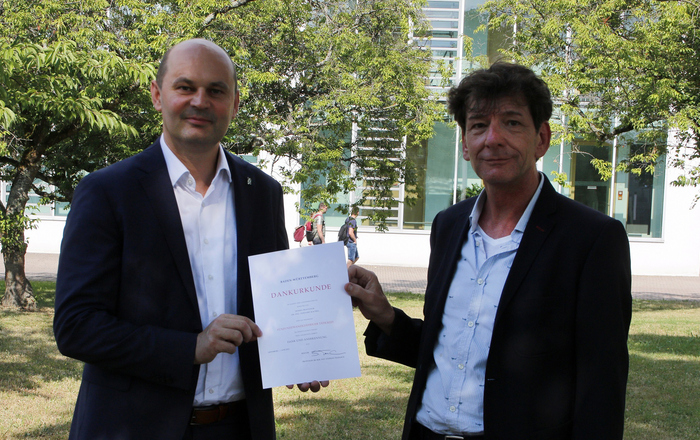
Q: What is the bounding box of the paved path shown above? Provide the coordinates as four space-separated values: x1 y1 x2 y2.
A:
364 265 700 301
4 254 699 301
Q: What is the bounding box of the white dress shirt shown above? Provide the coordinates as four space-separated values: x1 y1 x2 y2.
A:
416 175 545 434
160 137 243 406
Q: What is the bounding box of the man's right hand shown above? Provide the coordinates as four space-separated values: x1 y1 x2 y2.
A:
194 314 262 364
345 265 395 335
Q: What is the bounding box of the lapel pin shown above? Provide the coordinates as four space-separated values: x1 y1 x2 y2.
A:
247 177 252 185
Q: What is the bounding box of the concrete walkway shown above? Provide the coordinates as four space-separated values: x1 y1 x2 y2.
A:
5 254 700 301
363 265 700 301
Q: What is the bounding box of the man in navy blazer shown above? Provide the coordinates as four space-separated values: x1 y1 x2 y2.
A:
345 64 632 440
54 39 324 440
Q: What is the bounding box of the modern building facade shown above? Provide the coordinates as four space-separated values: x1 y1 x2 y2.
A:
291 0 700 276
17 0 700 276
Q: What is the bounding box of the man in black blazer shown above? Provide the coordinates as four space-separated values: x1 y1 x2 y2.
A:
54 38 324 440
345 63 632 440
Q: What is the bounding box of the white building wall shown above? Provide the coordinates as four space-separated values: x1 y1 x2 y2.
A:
26 218 64 254
628 157 700 276
22 156 700 277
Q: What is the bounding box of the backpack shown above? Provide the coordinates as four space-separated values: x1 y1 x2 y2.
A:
293 225 306 242
293 218 315 243
337 218 350 245
305 214 320 242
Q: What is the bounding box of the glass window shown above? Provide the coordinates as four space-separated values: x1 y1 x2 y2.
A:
426 1 460 8
418 39 459 49
404 121 457 230
614 143 666 238
432 49 458 58
239 154 258 164
541 135 666 239
430 20 459 29
571 142 611 214
55 201 70 217
425 10 460 19
429 40 459 48
3 181 69 217
414 30 458 39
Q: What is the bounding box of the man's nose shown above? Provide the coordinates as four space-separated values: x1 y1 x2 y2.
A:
190 89 209 107
484 122 505 146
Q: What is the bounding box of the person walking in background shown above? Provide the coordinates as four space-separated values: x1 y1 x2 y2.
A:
345 63 632 440
310 202 327 245
54 38 325 440
345 207 360 267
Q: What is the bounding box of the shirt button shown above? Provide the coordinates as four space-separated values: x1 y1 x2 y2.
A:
187 179 194 186
212 311 218 318
477 278 484 285
203 238 209 245
475 241 481 247
467 321 475 328
458 363 465 370
449 406 456 412
208 274 214 281
208 388 214 394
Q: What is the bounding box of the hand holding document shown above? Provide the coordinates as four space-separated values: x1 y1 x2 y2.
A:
249 241 361 389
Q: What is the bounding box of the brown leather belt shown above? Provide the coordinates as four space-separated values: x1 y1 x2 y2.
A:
190 400 246 425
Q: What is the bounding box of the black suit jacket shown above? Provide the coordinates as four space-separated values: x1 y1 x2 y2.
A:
365 176 632 440
54 141 288 439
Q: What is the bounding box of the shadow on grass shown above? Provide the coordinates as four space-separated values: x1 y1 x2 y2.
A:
632 299 700 313
0 280 83 395
626 335 700 439
19 420 73 439
629 333 700 357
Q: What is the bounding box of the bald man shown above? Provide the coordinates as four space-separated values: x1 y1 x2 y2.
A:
54 39 324 440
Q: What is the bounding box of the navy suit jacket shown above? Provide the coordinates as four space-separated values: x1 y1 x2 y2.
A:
54 141 288 439
365 176 632 440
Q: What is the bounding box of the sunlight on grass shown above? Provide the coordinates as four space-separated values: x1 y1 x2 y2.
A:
0 284 698 439
625 301 700 440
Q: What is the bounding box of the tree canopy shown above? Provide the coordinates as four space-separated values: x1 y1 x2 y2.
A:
0 0 441 309
480 0 700 188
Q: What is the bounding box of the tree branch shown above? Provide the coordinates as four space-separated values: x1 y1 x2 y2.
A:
201 0 258 28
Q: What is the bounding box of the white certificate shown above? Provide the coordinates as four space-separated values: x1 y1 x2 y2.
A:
249 241 361 389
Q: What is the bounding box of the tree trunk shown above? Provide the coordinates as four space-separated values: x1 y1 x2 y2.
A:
1 142 43 311
1 250 36 311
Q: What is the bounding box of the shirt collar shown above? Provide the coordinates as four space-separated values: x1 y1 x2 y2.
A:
469 172 546 240
159 135 232 187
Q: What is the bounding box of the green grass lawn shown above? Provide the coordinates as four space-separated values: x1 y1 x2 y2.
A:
0 284 698 439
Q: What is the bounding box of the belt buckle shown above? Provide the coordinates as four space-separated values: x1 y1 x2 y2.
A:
445 436 465 440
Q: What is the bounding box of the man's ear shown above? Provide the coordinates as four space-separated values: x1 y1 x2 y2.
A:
461 132 470 161
231 89 240 119
535 122 552 160
150 80 163 112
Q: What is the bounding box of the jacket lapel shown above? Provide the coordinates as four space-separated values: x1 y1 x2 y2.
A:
227 153 254 262
494 178 557 324
226 152 256 317
137 143 199 311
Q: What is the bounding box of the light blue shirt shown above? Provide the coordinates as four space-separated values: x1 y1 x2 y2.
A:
415 175 545 435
